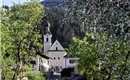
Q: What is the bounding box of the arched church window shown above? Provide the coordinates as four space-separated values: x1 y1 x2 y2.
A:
46 38 48 42
56 47 58 50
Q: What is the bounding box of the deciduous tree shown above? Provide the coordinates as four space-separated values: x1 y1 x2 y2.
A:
1 2 44 80
67 32 130 80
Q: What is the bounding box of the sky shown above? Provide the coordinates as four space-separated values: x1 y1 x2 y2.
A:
2 0 43 7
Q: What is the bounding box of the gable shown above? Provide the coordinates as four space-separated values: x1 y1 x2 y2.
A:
49 40 64 51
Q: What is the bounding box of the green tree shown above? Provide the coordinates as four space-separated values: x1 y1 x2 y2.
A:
1 2 44 80
41 6 74 48
67 32 130 80
41 0 130 48
1 6 16 80
62 0 130 38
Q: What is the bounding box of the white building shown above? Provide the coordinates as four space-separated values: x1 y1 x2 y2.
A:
34 22 79 72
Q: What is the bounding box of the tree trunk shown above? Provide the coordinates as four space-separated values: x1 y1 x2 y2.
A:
12 60 23 80
12 34 30 80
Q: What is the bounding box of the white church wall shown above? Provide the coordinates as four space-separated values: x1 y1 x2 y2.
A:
44 43 51 54
44 33 52 42
65 58 79 68
48 51 66 69
44 33 52 54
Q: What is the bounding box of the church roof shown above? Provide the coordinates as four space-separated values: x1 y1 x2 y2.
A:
48 40 65 51
64 55 75 58
40 54 50 59
36 51 51 59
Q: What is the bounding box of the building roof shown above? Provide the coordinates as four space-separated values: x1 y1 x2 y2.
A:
64 55 75 58
36 52 51 59
49 40 64 51
40 54 50 59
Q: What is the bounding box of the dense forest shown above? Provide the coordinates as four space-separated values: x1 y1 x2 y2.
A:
1 0 130 80
41 1 130 79
41 0 130 48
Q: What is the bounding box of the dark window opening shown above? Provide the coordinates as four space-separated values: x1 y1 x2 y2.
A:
46 38 48 42
69 60 76 64
54 57 56 59
56 47 58 50
58 57 60 60
30 60 36 64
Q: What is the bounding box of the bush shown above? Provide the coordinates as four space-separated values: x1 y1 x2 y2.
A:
28 71 46 80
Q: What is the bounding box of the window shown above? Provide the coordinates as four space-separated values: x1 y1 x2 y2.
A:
69 60 76 64
30 60 36 64
48 61 49 64
46 38 48 42
54 57 56 60
56 47 58 50
58 57 60 60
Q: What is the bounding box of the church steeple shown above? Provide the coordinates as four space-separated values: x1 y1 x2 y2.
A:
45 21 51 34
44 22 52 54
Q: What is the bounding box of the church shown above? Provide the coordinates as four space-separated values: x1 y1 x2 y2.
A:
33 22 79 72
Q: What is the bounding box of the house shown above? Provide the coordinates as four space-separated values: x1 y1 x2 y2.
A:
32 51 51 72
36 22 79 72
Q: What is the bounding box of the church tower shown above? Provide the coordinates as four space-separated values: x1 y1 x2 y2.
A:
44 22 52 54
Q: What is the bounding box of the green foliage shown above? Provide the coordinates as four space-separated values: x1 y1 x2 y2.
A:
1 6 15 80
28 71 46 80
1 2 44 80
67 32 130 80
41 6 75 48
62 0 130 37
41 0 130 48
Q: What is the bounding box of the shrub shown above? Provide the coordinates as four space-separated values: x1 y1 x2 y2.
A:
28 71 46 80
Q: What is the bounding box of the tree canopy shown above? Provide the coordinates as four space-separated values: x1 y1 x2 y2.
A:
1 2 44 80
64 1 130 79
41 0 130 48
67 32 130 80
